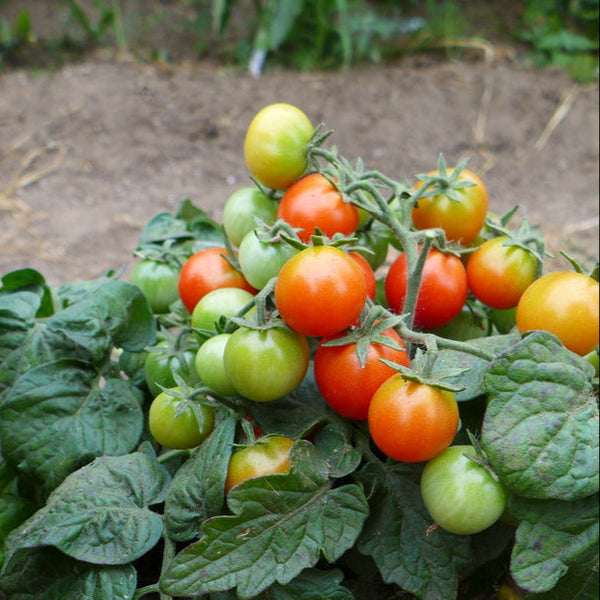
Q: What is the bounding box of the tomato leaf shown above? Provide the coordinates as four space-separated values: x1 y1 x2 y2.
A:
160 440 369 598
0 547 137 600
508 493 599 594
482 331 598 500
312 422 363 478
357 461 471 600
1 450 169 571
164 415 237 541
209 568 354 599
0 359 144 495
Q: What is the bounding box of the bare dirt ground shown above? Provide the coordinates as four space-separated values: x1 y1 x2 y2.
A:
0 51 598 287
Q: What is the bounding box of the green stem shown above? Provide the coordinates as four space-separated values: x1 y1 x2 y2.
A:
159 534 177 600
133 584 160 600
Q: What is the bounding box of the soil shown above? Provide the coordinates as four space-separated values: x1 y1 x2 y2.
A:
0 43 598 287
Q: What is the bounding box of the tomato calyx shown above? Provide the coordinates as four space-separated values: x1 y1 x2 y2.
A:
412 154 476 205
463 431 503 484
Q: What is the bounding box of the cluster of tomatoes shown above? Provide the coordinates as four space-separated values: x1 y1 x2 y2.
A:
131 103 599 538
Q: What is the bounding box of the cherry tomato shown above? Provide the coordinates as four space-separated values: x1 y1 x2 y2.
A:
277 173 359 243
130 259 180 314
237 228 299 290
368 374 459 462
385 247 468 329
148 387 215 449
466 236 538 309
420 445 508 535
178 247 256 313
223 325 310 402
314 327 410 420
222 187 278 247
412 167 488 244
191 287 255 332
225 435 295 492
144 339 200 398
349 251 376 300
516 271 599 356
194 333 238 396
244 103 313 190
275 245 368 337
353 227 390 271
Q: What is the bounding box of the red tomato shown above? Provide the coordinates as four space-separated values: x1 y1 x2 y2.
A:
277 173 359 243
178 247 256 313
314 326 410 420
368 375 459 462
274 245 367 337
349 251 376 300
385 247 468 329
412 167 488 244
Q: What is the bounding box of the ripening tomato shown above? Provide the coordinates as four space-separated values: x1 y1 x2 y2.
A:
314 326 410 420
420 445 508 535
225 435 295 492
277 173 359 242
385 247 468 329
412 167 488 244
222 187 278 247
274 245 368 337
244 103 313 190
349 251 376 300
516 271 599 356
368 375 459 462
148 387 215 449
178 247 256 313
466 236 538 309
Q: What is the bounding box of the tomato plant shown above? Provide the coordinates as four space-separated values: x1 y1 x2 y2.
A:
244 103 314 190
368 375 460 462
314 324 410 420
277 173 359 242
275 245 368 337
412 164 488 244
223 325 310 402
130 258 180 314
420 445 508 535
178 246 256 313
516 270 599 355
222 186 279 247
225 435 295 492
466 236 538 309
385 247 468 329
148 387 215 449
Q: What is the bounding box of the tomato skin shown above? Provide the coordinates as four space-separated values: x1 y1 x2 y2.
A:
238 229 299 290
412 168 488 244
368 375 459 463
191 287 255 332
225 436 295 492
244 103 313 190
178 247 256 313
516 271 600 356
385 247 468 329
223 326 310 402
420 445 508 535
349 251 376 300
466 236 538 309
314 327 410 420
130 259 181 314
194 333 238 396
277 173 359 243
275 246 368 337
149 387 215 449
222 187 278 247
144 340 200 398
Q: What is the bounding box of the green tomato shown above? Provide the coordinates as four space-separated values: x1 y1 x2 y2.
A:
222 187 278 247
223 325 309 402
237 229 299 290
144 339 200 398
191 287 255 332
420 445 508 535
225 435 295 492
148 387 215 449
194 334 238 396
130 259 180 314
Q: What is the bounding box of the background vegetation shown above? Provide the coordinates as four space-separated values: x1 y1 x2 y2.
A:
0 0 598 80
